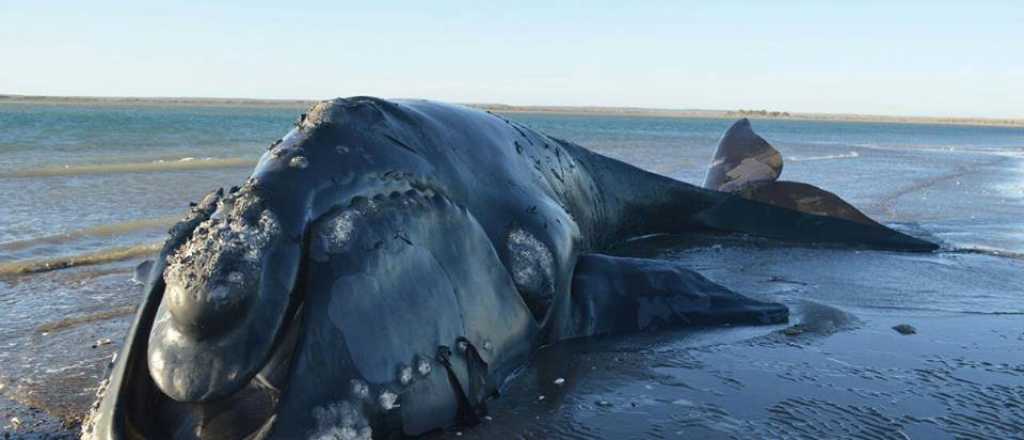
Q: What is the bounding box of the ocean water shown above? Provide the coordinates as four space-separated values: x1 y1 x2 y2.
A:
0 102 1022 438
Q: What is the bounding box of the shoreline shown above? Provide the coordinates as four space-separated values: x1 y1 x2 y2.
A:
4 311 1021 438
2 94 1022 128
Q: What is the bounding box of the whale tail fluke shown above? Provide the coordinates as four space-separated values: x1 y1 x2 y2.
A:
691 119 937 251
701 118 882 227
703 118 783 192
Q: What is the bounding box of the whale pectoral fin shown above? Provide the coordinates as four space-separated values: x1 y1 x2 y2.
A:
132 259 155 285
565 253 787 339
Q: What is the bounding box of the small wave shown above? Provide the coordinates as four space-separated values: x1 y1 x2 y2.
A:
947 246 1024 261
862 304 1024 315
36 306 136 334
0 243 160 278
0 217 178 252
870 156 1009 219
789 151 860 161
845 142 1024 158
0 157 256 178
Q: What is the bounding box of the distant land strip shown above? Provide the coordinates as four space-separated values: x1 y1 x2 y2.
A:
474 104 1024 128
1 94 1022 128
0 94 312 108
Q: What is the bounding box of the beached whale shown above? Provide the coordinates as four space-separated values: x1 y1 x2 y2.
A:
82 98 936 439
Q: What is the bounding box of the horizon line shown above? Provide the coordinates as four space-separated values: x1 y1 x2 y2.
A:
2 93 1022 128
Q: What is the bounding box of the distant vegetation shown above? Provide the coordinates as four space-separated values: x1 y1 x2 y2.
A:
730 109 792 118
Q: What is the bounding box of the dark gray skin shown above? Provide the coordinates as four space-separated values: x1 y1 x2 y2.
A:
83 98 936 440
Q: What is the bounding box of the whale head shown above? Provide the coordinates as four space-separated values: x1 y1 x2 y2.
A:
83 97 537 440
147 97 436 405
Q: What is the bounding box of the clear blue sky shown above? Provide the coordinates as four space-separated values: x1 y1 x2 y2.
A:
2 1 1021 118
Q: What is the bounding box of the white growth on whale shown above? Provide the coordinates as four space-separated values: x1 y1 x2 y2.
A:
149 348 166 371
310 401 372 440
289 155 309 169
350 379 370 400
507 227 555 300
417 356 432 377
399 364 414 386
319 209 361 255
163 183 280 327
379 390 399 411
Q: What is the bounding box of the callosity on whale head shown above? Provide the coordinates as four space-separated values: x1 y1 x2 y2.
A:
83 97 537 440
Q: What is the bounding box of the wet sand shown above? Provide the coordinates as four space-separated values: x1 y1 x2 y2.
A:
2 235 1022 439
442 312 1022 439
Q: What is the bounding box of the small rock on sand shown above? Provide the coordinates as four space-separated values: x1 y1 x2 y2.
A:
783 325 805 336
892 324 917 335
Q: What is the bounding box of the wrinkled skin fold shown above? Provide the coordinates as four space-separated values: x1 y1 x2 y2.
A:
83 98 936 440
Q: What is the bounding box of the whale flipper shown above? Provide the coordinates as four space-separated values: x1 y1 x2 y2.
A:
566 254 788 339
132 259 154 285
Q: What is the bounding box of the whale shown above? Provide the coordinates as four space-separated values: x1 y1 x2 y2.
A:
82 98 936 439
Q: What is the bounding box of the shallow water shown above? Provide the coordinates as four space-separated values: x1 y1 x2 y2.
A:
0 102 1022 438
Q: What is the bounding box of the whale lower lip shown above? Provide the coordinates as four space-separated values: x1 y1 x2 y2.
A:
164 303 304 439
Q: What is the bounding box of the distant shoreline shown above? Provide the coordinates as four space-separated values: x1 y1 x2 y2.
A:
2 94 1022 128
0 94 313 108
